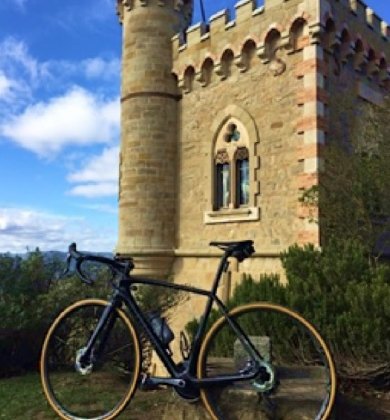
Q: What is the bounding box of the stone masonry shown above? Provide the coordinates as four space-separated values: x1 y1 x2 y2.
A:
116 0 389 363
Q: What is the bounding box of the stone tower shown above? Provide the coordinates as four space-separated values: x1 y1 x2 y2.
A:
116 0 193 277
116 0 389 288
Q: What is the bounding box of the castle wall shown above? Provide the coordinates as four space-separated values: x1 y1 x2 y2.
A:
171 0 316 292
161 0 389 352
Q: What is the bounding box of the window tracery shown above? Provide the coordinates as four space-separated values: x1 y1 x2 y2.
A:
213 121 250 210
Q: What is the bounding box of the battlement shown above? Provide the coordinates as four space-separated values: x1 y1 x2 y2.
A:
171 0 389 92
116 0 193 31
172 0 388 51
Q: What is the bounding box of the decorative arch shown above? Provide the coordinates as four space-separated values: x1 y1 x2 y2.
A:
264 29 282 61
216 49 235 80
323 18 337 51
340 28 353 62
204 105 260 224
353 38 366 72
235 39 257 73
289 18 308 51
197 57 215 86
182 65 195 93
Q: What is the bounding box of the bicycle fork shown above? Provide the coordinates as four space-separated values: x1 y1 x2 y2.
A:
75 301 118 374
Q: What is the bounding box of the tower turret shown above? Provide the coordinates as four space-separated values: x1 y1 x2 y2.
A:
116 0 193 277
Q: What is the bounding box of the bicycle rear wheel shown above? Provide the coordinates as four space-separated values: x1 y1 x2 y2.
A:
40 299 141 420
197 302 336 420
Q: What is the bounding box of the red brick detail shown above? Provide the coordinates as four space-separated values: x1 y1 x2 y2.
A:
297 173 319 189
296 87 329 105
296 116 328 133
297 203 319 219
294 59 328 77
297 229 319 246
296 36 311 50
297 143 325 160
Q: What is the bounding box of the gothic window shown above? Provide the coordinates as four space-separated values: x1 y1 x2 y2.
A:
205 110 260 224
213 122 250 210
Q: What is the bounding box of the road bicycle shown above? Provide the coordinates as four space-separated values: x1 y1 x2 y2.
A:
40 240 337 420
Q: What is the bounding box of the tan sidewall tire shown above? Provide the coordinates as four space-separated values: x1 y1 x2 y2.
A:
197 302 337 420
40 299 141 420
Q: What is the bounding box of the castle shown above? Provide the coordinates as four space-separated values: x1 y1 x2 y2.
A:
115 0 389 297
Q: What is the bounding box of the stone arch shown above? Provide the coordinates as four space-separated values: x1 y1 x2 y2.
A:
237 39 257 72
264 28 282 61
182 65 195 93
366 47 378 78
206 105 260 211
339 28 353 62
289 18 308 51
198 57 215 86
323 18 337 51
216 48 235 80
353 38 366 72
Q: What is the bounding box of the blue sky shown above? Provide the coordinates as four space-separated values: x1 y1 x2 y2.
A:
0 0 388 253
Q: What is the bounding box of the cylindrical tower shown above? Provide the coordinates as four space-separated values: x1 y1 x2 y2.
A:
116 0 193 277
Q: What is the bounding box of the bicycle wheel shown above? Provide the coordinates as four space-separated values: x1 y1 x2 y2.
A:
41 299 141 420
197 302 336 420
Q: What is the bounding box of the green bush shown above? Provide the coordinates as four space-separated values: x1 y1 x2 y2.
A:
185 239 390 388
0 250 110 377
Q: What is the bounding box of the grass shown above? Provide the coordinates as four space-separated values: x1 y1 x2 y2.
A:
0 372 57 419
1 372 388 419
0 372 192 420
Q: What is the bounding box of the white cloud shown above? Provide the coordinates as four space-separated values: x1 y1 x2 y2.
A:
0 208 116 253
83 57 120 80
68 146 119 183
67 146 119 198
0 71 12 98
81 203 118 214
1 87 120 157
0 37 39 83
69 182 118 198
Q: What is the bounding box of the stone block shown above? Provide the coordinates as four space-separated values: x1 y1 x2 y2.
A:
234 335 271 366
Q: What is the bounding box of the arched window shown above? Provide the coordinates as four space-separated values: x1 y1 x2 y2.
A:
205 107 260 225
213 121 250 210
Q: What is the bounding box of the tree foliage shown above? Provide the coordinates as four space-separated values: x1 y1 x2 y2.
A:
300 95 390 256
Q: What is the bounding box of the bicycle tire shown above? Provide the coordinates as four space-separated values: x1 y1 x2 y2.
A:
197 302 337 420
40 299 141 420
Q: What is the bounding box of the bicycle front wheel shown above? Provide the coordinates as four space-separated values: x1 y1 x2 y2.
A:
40 299 141 420
197 302 336 420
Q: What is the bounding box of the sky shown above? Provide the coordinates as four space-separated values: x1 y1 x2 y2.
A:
0 0 389 253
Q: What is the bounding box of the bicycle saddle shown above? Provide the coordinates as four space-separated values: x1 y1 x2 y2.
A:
209 240 255 262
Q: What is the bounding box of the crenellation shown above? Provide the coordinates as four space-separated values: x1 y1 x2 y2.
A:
209 9 230 31
186 22 208 47
381 21 389 39
349 0 366 21
366 8 381 34
235 0 257 23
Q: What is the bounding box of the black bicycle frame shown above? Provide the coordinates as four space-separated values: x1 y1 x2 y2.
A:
96 252 265 388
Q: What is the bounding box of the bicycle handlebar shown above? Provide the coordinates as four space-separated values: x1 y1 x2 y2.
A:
66 243 134 285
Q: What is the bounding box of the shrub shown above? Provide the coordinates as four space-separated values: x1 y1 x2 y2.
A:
185 239 390 389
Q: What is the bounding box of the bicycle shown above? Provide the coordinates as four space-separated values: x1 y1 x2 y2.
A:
40 240 337 420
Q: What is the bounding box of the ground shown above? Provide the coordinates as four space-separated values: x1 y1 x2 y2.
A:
0 373 389 419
